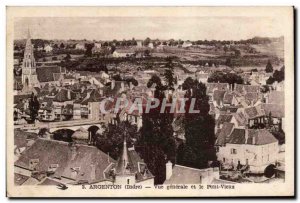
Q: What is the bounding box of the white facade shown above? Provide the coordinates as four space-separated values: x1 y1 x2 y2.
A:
217 141 279 173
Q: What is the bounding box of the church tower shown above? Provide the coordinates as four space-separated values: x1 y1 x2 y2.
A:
21 28 39 90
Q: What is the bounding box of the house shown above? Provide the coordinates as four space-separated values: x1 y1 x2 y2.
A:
92 43 102 53
44 44 53 53
60 74 78 86
136 40 143 47
217 128 279 173
196 72 209 83
14 129 38 161
148 42 154 49
75 43 85 50
112 50 134 58
243 105 265 128
182 41 193 48
36 65 66 87
38 97 55 121
206 83 229 96
111 139 154 185
14 139 116 185
164 161 220 184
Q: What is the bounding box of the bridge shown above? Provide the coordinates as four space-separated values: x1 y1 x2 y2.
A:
14 119 107 133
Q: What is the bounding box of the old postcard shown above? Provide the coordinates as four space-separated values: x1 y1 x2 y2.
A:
7 6 294 197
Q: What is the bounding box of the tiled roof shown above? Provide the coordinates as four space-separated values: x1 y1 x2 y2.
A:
53 89 77 102
244 85 260 93
233 112 247 126
260 103 284 118
206 83 229 94
14 129 38 149
213 90 226 105
164 165 218 184
268 91 284 105
14 94 31 104
215 122 234 146
14 173 30 186
223 93 234 104
15 139 115 183
36 66 63 82
80 89 103 105
244 105 265 119
244 92 259 105
115 141 154 182
228 129 278 145
217 114 233 126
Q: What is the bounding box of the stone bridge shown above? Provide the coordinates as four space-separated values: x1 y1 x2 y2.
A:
14 119 106 133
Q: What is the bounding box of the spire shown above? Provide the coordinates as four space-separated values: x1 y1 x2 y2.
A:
115 136 131 175
27 27 31 39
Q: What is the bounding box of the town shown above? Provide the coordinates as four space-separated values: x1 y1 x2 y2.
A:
13 28 285 187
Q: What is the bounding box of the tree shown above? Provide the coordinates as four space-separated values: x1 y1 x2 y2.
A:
163 57 175 90
234 49 241 57
60 43 65 49
139 75 176 184
53 44 58 49
225 58 232 67
223 46 228 53
94 121 140 160
177 79 216 169
144 37 151 46
265 60 273 73
64 53 71 62
207 71 243 85
84 43 94 57
28 93 40 123
125 78 138 86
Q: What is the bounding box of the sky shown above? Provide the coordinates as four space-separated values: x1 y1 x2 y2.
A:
14 17 284 41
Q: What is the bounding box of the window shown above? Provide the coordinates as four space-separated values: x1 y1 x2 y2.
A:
231 148 237 154
127 179 130 185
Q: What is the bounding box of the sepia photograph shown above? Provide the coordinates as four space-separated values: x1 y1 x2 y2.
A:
6 6 295 197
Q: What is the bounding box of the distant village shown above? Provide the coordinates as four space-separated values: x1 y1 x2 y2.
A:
13 29 285 187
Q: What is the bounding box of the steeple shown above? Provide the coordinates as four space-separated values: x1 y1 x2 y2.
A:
27 27 31 39
21 27 39 90
115 137 131 175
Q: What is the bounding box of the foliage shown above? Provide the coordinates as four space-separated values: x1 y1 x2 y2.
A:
94 121 140 160
207 71 244 85
139 75 176 184
266 65 284 84
28 93 40 123
85 43 94 57
52 129 74 142
265 60 274 73
177 78 216 169
163 57 176 90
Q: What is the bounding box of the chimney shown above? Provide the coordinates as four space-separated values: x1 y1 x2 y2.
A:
245 128 248 144
129 81 133 90
121 82 125 92
166 161 173 180
111 80 115 90
67 89 71 100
